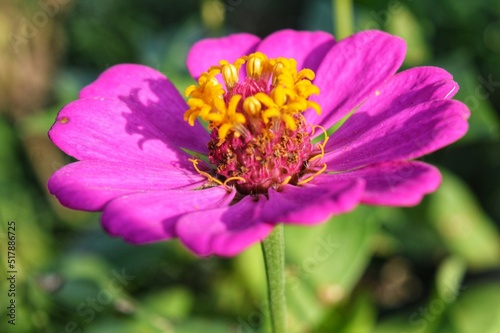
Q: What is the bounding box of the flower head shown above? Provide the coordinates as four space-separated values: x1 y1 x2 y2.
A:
184 51 326 195
48 30 469 256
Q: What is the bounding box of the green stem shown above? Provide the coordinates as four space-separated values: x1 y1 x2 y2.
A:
261 224 286 333
334 0 354 39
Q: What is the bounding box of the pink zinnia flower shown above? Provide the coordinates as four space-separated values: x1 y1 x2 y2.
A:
48 30 469 256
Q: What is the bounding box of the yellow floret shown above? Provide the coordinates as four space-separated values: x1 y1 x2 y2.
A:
183 51 323 142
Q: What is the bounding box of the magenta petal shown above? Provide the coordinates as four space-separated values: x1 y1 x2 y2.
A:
49 97 195 165
262 179 364 225
349 66 460 119
306 30 406 129
257 29 335 72
315 161 441 206
187 33 260 79
326 67 459 150
102 187 235 244
78 64 209 153
323 99 470 171
176 196 274 257
81 64 180 100
323 66 461 170
47 160 204 211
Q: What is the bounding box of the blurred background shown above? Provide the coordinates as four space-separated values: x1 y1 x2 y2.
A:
0 0 499 332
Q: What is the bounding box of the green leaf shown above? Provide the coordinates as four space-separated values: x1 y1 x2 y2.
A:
448 282 500 333
373 315 424 333
435 256 466 301
387 4 431 66
175 318 241 333
427 170 500 269
434 52 500 142
318 292 376 333
234 243 266 299
284 206 379 332
418 256 467 333
339 292 376 333
143 287 193 320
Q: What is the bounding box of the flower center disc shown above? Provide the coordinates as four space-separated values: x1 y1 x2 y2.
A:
184 52 324 195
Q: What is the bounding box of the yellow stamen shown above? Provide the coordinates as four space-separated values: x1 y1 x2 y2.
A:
222 64 239 89
311 124 330 147
242 96 262 116
272 63 284 85
183 51 322 142
246 56 263 79
189 158 224 186
298 68 315 81
189 159 245 192
223 176 246 187
282 114 297 131
307 101 322 115
297 163 327 185
309 145 324 162
280 176 292 186
309 125 330 162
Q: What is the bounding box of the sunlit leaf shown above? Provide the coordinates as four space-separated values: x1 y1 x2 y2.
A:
428 170 500 269
284 206 380 331
448 282 500 333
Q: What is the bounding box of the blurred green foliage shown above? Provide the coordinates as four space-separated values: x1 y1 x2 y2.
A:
1 0 499 332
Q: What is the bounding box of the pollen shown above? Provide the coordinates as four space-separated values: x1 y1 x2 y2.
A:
184 52 328 194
